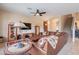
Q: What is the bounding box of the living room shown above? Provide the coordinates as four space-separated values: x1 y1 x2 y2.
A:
0 3 79 55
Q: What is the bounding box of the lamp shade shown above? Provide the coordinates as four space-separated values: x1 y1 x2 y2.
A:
14 22 29 28
20 23 27 28
14 22 21 27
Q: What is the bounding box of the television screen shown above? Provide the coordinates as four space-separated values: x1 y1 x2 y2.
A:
20 23 31 30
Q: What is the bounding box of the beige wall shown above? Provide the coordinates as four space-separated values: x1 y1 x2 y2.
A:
0 12 3 36
49 17 61 32
0 11 50 37
0 11 63 37
75 13 79 29
76 20 79 29
49 18 58 31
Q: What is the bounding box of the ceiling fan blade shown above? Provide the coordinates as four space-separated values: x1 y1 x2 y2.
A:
30 12 35 14
39 14 42 16
40 12 46 14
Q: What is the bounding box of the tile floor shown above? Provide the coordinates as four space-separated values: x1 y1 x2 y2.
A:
0 45 5 55
0 38 79 55
58 38 79 55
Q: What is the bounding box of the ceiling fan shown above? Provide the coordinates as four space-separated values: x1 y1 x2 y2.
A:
28 8 46 16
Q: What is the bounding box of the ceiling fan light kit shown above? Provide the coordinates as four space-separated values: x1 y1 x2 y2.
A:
28 8 46 16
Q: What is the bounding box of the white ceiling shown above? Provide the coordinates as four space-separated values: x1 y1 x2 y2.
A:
0 3 79 16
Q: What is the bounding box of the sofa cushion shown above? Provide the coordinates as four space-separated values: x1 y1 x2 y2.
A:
47 35 58 49
38 37 47 49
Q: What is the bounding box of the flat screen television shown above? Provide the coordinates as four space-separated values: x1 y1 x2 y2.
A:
20 23 31 30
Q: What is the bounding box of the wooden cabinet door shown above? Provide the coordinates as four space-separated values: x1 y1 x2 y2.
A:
35 26 40 35
43 21 48 32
